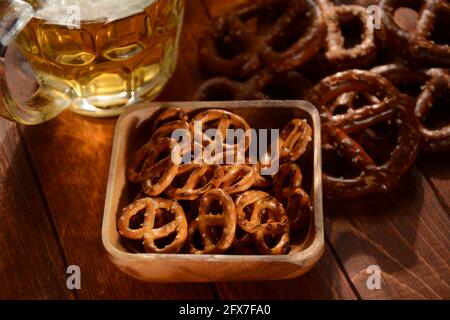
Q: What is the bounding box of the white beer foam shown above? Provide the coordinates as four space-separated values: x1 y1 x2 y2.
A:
35 0 157 24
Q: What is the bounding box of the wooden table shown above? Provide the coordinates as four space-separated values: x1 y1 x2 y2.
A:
0 0 448 300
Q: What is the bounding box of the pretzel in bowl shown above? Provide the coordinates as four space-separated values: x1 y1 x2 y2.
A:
222 164 259 194
199 0 327 78
118 198 188 253
379 0 450 67
272 162 303 199
308 70 421 199
318 0 377 70
280 119 313 163
165 164 225 200
150 120 191 141
272 163 312 231
188 189 237 254
153 107 189 129
122 108 315 255
283 188 313 232
235 191 290 254
191 109 251 155
129 137 180 196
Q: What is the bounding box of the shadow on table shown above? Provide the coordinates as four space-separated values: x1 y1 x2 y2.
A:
323 166 430 295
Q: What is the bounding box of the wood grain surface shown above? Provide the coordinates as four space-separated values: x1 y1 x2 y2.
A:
0 0 448 300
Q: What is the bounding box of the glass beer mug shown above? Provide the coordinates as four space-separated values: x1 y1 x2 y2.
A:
0 0 184 124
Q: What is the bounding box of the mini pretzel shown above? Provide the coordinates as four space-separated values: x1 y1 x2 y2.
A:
199 0 327 78
272 162 303 199
191 109 251 153
128 143 155 183
253 203 290 255
284 188 313 231
153 108 189 129
118 198 188 253
221 164 258 194
415 70 450 152
188 189 236 254
319 1 377 69
379 0 450 67
235 191 290 254
308 70 421 199
235 190 289 234
151 120 191 141
280 119 312 162
138 138 180 196
253 165 273 189
166 165 225 200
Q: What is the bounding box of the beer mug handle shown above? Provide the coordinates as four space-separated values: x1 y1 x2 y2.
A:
0 0 71 125
0 49 73 124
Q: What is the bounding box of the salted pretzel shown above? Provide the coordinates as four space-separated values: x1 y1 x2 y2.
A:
415 70 450 152
191 109 251 154
372 65 450 151
128 137 177 185
124 108 316 255
133 137 180 196
252 163 273 189
188 189 237 254
272 163 311 231
165 164 225 200
284 188 313 231
272 162 303 199
118 198 188 253
194 69 312 101
308 70 421 199
150 120 191 141
221 164 258 194
280 119 312 162
235 191 289 233
153 107 189 129
235 191 290 254
199 0 326 78
319 0 377 70
193 77 265 101
371 63 430 97
379 0 450 67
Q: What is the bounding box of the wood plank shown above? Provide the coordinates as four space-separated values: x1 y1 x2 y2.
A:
0 48 71 299
0 119 71 299
215 242 358 300
325 167 450 300
418 153 450 212
17 0 216 299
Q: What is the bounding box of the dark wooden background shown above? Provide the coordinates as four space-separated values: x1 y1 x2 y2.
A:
0 0 448 299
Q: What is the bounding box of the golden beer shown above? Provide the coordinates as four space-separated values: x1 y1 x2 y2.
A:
14 0 184 116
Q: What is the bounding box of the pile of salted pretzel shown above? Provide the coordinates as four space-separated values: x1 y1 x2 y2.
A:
119 108 314 255
195 0 450 199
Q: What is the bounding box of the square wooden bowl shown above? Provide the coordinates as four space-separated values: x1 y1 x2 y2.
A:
102 100 324 282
